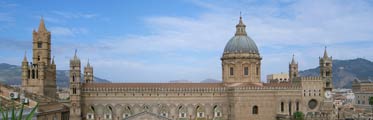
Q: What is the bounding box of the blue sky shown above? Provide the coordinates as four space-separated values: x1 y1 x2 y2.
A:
1 0 373 83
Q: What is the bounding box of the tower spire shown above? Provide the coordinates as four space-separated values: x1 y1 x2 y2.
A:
38 16 47 32
291 54 296 64
87 59 90 67
52 56 55 64
323 46 328 58
23 51 28 62
235 14 247 36
74 49 78 59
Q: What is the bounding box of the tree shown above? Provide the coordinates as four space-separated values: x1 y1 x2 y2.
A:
293 111 304 120
0 101 38 120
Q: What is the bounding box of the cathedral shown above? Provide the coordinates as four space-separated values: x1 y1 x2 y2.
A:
21 16 334 120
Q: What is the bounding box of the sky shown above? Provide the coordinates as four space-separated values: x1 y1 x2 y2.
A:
0 0 373 83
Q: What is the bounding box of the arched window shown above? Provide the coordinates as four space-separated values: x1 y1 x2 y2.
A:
159 105 169 117
87 106 95 120
104 106 113 120
256 67 259 75
281 102 284 112
196 106 205 118
230 67 234 76
73 88 76 94
244 67 249 76
252 106 258 114
28 70 30 78
178 106 187 118
31 70 35 79
213 105 221 118
36 70 38 79
296 101 299 111
123 106 132 118
37 42 42 48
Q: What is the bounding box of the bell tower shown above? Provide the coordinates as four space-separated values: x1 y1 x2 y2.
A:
319 46 333 119
84 60 94 83
289 54 298 82
319 47 333 89
33 17 51 65
70 50 82 120
21 17 56 98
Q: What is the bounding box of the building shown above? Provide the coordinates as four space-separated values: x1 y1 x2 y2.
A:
21 17 57 99
352 79 373 111
21 16 335 120
68 16 334 120
267 73 289 83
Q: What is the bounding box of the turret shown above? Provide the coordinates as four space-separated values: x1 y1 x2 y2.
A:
319 47 333 88
69 50 82 120
84 59 94 83
33 17 52 65
289 54 298 82
21 52 29 87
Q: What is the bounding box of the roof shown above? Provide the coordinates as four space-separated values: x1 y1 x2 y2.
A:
83 83 224 88
223 17 259 54
82 82 298 89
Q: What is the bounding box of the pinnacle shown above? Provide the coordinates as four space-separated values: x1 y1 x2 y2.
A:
323 46 328 58
38 16 48 32
52 56 55 64
23 51 27 62
291 54 296 64
87 59 90 67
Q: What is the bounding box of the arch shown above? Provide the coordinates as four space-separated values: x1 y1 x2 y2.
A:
213 105 222 118
196 105 205 118
280 102 284 112
104 105 113 120
122 105 133 119
142 104 150 112
32 69 35 79
86 105 95 120
296 101 300 111
159 104 170 117
252 105 258 114
178 105 187 119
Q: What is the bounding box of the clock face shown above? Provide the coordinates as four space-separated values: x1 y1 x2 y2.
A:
324 90 332 99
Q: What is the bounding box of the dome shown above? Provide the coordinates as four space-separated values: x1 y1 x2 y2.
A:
224 35 259 54
223 16 259 54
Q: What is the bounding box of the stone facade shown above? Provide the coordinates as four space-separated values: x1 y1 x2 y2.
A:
67 17 334 120
18 16 334 120
352 79 373 111
267 73 289 83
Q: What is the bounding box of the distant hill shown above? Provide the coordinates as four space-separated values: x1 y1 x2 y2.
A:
0 63 110 88
299 58 373 88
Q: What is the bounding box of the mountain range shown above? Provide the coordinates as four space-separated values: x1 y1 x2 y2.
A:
0 58 372 88
299 58 373 88
0 63 110 88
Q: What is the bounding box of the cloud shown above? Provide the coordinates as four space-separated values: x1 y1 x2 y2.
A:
49 27 88 37
4 1 373 83
51 11 98 19
83 0 373 82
